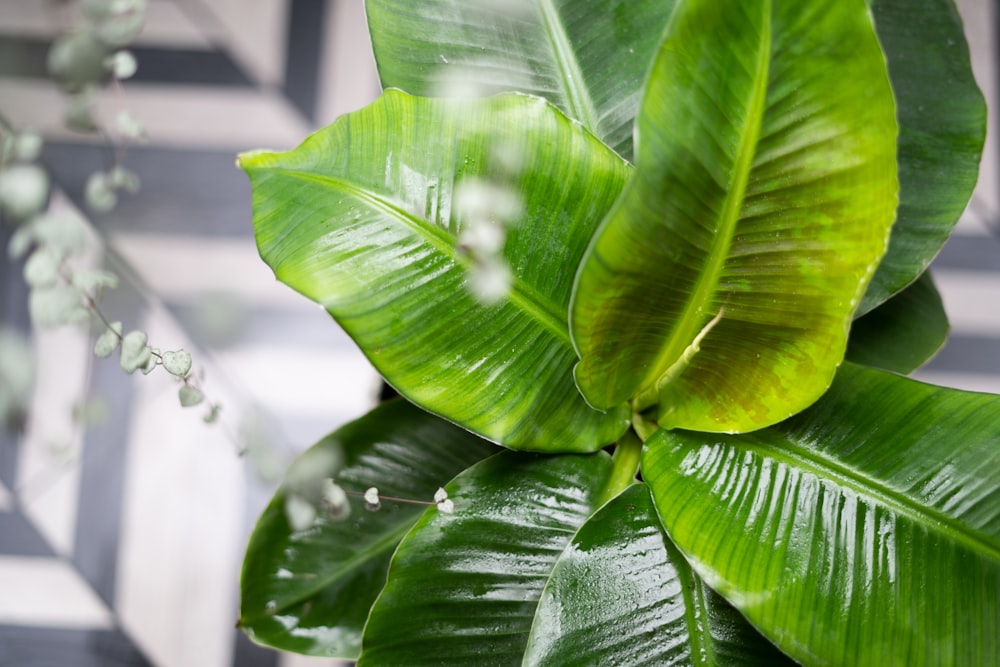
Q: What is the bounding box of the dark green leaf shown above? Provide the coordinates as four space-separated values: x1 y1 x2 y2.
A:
365 0 677 160
239 400 497 658
525 484 796 666
241 91 630 452
571 0 898 432
847 271 949 374
643 363 1000 666
859 0 987 313
358 450 613 666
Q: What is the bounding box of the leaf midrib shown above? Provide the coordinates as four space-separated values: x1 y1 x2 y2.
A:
755 437 1000 564
673 536 717 666
536 0 599 133
266 167 572 347
246 517 415 623
642 6 773 399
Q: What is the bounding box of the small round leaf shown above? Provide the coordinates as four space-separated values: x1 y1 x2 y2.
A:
0 164 50 220
85 172 117 213
23 249 61 288
119 330 151 373
115 112 146 142
65 90 99 133
7 224 37 260
202 403 221 424
95 0 148 46
0 327 35 425
141 347 159 375
178 384 204 407
93 321 123 358
33 213 87 254
321 479 351 521
283 494 316 533
72 268 120 293
108 165 141 191
104 50 137 79
161 349 192 377
14 132 43 161
47 32 109 92
29 286 88 327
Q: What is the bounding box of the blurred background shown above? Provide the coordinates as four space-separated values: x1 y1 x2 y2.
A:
0 0 997 665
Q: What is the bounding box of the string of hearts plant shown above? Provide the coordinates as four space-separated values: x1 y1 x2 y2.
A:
237 0 996 664
0 0 224 433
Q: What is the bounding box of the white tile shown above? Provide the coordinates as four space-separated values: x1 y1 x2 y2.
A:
911 371 1000 395
956 0 997 214
16 194 102 557
109 233 321 309
116 311 244 667
0 0 209 47
0 0 68 38
0 78 312 150
105 82 310 151
280 653 351 667
16 323 88 558
316 0 380 124
138 0 215 48
214 343 379 422
953 208 998 236
0 0 281 84
933 270 1000 337
0 555 114 628
0 79 67 136
183 0 290 85
0 479 11 511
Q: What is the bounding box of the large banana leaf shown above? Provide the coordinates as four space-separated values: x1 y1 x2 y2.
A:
364 0 983 296
846 270 948 374
239 400 497 658
859 0 986 313
241 91 630 452
357 450 613 665
364 0 677 161
643 363 1000 666
571 0 898 432
524 484 797 666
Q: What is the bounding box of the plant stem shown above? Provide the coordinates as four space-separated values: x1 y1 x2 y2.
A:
631 410 660 442
595 429 642 508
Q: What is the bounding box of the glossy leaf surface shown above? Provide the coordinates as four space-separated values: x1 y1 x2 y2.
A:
643 363 1000 666
358 450 613 665
239 400 497 658
524 484 796 666
859 0 986 313
846 271 948 374
242 91 630 452
365 0 677 160
571 0 898 432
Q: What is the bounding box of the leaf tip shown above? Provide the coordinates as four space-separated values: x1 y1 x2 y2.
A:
236 150 274 171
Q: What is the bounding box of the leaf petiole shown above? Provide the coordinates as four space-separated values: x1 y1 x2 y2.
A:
595 429 642 508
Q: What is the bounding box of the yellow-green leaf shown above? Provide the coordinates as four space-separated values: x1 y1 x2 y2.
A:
571 0 898 432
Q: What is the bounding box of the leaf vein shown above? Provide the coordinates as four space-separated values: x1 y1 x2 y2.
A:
267 167 572 345
753 440 1000 564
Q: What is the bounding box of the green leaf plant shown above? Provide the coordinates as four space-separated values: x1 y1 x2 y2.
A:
239 0 992 664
